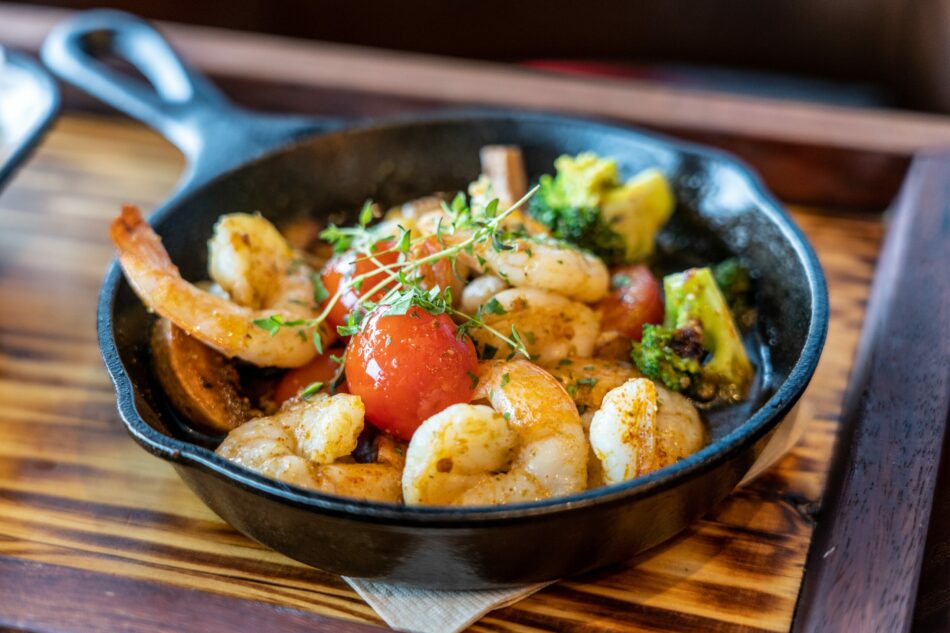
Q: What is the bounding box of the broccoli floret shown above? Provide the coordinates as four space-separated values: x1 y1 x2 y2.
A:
712 258 749 300
529 177 626 264
632 322 704 392
528 154 626 264
712 258 755 329
528 153 674 264
632 267 754 402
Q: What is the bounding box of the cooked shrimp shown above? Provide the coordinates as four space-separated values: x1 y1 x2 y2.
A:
458 274 508 315
373 196 446 240
467 288 599 363
110 206 333 368
208 212 295 310
546 358 705 486
589 377 705 485
402 360 588 505
216 394 402 502
476 237 609 303
589 378 658 483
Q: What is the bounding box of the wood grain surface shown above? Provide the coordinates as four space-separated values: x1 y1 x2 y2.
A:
0 114 884 632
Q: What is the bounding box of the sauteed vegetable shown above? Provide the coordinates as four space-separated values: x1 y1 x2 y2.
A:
109 146 755 505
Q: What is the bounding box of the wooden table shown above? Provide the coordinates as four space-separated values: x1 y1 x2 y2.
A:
0 7 947 632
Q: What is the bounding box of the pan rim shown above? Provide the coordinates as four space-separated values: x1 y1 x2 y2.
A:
98 109 829 525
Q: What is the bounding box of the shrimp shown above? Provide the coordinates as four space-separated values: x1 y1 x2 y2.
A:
546 358 705 486
216 393 402 502
207 212 295 310
588 377 705 485
458 274 508 315
467 288 600 363
110 206 333 368
402 360 588 505
476 237 609 303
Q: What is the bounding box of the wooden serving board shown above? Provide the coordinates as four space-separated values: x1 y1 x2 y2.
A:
0 113 883 632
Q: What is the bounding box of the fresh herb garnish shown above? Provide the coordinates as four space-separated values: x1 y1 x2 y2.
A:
299 381 324 399
253 186 540 360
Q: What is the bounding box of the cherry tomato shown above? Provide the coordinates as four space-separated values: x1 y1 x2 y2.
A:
345 306 478 440
321 242 399 328
599 265 664 341
274 347 346 406
413 236 464 301
413 236 456 291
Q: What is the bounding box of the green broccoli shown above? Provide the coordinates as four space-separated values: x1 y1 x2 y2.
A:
632 267 754 402
632 322 704 392
713 257 755 329
528 153 674 265
528 156 626 264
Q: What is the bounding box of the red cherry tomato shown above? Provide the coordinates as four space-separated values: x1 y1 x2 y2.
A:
345 306 478 440
599 265 664 341
321 242 399 328
274 348 346 406
413 236 458 293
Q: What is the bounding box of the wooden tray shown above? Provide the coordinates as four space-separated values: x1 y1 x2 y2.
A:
0 7 947 632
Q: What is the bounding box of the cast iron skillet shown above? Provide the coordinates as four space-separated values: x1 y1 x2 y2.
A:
42 10 828 589
0 48 59 190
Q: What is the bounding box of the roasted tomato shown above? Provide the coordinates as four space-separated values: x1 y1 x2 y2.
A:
273 347 346 406
345 306 478 440
413 236 463 298
599 265 664 341
321 242 399 328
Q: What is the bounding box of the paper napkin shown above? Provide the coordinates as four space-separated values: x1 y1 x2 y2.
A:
344 577 551 633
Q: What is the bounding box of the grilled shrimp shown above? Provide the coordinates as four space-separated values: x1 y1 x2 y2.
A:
546 358 705 485
216 394 402 502
589 377 705 485
467 288 600 363
402 360 588 505
476 238 609 303
459 274 508 315
208 212 295 310
110 206 333 368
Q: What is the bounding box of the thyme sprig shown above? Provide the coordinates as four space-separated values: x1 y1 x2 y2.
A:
256 186 539 358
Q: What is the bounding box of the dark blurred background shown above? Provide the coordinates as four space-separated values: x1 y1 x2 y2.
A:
14 0 950 113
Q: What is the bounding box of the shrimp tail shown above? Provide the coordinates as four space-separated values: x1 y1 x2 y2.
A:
111 205 177 273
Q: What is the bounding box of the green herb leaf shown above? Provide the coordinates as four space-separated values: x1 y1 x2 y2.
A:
253 315 284 336
299 381 324 399
397 225 412 253
466 370 479 390
312 274 329 304
337 324 359 337
358 200 375 227
481 297 506 316
313 330 324 354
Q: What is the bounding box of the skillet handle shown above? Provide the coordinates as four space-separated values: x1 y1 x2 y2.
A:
41 10 340 190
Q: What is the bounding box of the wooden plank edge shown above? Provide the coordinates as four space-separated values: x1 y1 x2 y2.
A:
0 555 386 633
791 151 950 632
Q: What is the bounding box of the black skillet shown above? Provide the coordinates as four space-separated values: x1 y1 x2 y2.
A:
41 10 828 589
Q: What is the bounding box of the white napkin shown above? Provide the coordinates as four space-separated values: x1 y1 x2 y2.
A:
344 397 812 632
344 577 551 633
